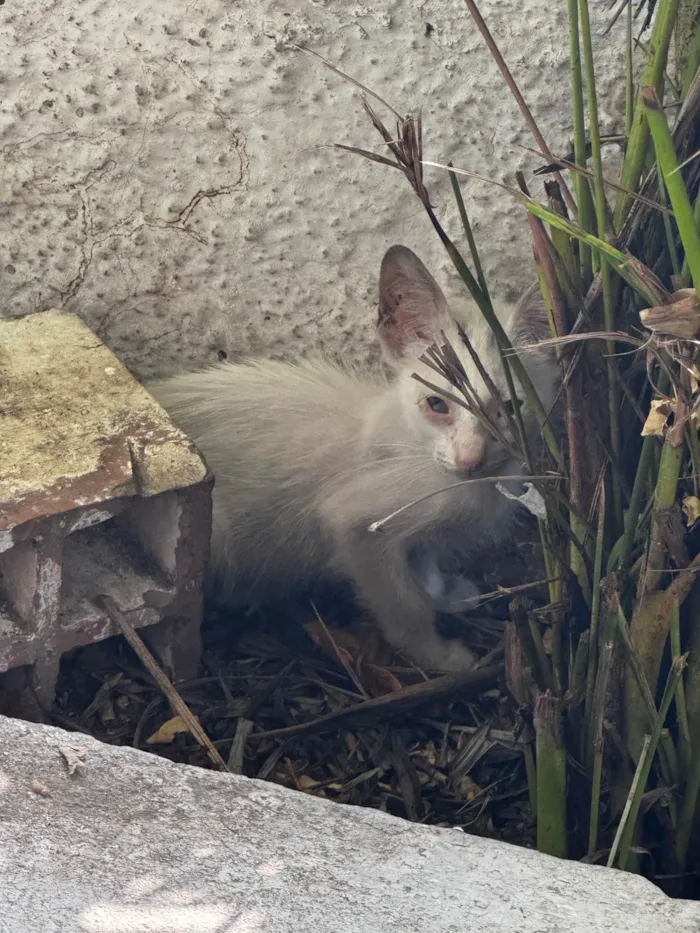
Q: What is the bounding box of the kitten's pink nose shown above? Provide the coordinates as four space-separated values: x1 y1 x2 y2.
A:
455 440 487 473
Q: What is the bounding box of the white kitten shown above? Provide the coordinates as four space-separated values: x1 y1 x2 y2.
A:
149 246 558 671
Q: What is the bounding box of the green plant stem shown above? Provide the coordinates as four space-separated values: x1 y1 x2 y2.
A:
426 210 562 465
615 655 687 870
603 266 624 531
643 85 700 288
616 435 656 572
580 0 624 530
687 421 700 496
676 604 700 866
608 735 652 869
678 1 700 95
626 0 634 135
535 692 568 858
641 436 685 600
584 485 606 733
588 733 604 857
676 731 700 868
448 166 490 302
567 0 592 276
670 597 692 775
441 163 664 306
617 605 679 787
586 578 618 771
511 597 553 692
517 195 658 304
524 742 538 816
614 0 682 228
444 168 541 474
579 0 612 242
656 439 685 508
657 168 683 277
680 189 700 286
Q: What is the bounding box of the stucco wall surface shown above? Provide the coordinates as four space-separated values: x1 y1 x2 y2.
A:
0 0 628 378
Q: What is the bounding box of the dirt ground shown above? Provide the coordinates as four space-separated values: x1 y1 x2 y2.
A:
49 520 555 852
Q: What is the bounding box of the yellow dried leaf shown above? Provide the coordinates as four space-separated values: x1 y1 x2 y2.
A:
458 775 482 800
641 399 673 437
297 774 319 791
683 496 700 526
146 715 189 745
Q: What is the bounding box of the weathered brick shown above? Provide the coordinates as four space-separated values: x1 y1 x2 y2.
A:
0 310 212 718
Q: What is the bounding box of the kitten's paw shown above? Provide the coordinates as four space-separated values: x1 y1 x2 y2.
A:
415 629 477 672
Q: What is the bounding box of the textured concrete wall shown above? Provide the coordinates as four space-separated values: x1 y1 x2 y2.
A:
0 1 627 378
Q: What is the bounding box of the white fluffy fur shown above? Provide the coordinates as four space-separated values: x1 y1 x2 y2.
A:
149 246 558 672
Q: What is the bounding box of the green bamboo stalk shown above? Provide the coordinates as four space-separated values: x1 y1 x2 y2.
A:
511 597 554 693
584 484 606 734
614 435 656 572
655 439 685 508
643 85 700 287
678 1 700 95
572 629 589 695
614 0 682 228
539 524 558 604
686 420 700 496
681 25 700 96
676 626 700 867
578 0 613 242
588 732 604 857
644 440 685 601
617 604 679 786
615 655 687 870
524 743 538 816
517 196 658 304
586 578 619 771
670 597 692 775
657 168 683 277
607 735 652 869
567 0 593 276
535 691 568 858
676 730 700 868
580 0 623 531
680 190 700 285
626 0 634 136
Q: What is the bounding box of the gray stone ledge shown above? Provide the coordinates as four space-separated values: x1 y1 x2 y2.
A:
0 715 697 933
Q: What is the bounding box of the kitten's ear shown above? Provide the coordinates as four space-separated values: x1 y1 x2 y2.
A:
377 245 450 360
507 282 553 347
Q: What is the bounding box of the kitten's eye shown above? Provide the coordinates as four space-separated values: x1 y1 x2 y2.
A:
426 395 450 415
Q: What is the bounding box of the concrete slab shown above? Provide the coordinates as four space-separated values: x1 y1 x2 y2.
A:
0 715 697 933
0 309 208 531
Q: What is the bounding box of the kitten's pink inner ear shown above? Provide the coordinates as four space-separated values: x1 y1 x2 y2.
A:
378 245 450 359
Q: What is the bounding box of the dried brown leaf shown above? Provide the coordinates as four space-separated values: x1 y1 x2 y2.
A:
640 289 700 340
641 399 673 437
359 663 404 698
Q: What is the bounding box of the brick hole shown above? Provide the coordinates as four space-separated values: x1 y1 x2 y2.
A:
60 515 175 628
